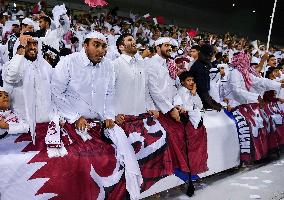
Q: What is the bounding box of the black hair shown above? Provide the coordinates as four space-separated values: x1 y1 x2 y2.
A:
84 38 91 44
268 55 275 60
191 45 200 51
265 67 276 79
60 48 72 57
179 71 194 82
70 37 79 44
215 52 223 60
116 33 133 54
154 44 163 53
39 16 51 27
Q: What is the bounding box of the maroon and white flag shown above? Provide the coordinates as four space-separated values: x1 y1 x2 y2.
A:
232 103 284 163
84 0 108 8
0 113 208 199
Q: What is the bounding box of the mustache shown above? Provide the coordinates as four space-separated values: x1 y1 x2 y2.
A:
27 48 37 51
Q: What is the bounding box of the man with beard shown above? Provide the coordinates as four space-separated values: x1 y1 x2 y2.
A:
147 37 180 121
146 37 195 197
2 34 53 143
12 18 35 56
35 16 52 37
266 55 277 69
51 31 142 200
227 52 284 108
189 44 223 111
113 33 158 124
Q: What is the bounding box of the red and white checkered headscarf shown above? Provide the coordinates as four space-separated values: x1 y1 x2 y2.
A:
231 52 253 91
167 58 178 80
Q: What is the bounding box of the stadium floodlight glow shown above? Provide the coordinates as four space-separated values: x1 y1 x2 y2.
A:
232 3 235 7
253 10 256 13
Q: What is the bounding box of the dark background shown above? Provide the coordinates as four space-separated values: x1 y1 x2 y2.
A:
107 0 284 46
13 0 284 46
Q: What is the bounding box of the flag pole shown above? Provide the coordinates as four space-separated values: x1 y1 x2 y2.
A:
264 0 278 77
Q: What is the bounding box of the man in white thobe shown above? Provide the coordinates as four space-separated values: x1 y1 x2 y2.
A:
112 33 158 124
51 31 142 200
2 34 53 143
51 32 116 128
146 37 195 196
226 52 284 108
146 37 180 121
12 18 35 56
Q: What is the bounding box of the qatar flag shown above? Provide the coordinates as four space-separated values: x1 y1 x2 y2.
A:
187 28 198 38
153 16 165 25
32 1 46 14
84 0 108 7
0 114 191 200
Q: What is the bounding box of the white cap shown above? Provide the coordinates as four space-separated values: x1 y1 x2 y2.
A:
170 39 179 47
12 20 20 26
123 20 131 25
16 10 25 16
154 37 172 46
22 18 34 26
0 87 8 93
3 12 8 16
85 31 107 43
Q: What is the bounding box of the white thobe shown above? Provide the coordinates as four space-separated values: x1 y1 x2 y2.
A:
113 54 155 115
173 86 203 129
52 49 116 123
0 44 9 67
2 54 52 141
209 73 229 105
226 69 281 107
146 54 177 114
173 86 203 111
107 34 118 46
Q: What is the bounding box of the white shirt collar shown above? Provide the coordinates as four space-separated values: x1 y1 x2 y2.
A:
153 54 167 65
80 49 102 68
179 86 190 94
80 49 91 67
120 54 134 64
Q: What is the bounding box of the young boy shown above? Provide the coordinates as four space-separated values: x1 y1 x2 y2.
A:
174 71 209 176
174 71 203 129
0 87 29 139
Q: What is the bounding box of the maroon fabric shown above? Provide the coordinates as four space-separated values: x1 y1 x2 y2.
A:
236 104 269 161
120 114 175 192
266 103 284 146
185 122 208 174
276 125 284 146
261 103 280 152
13 114 193 200
235 103 284 162
175 57 190 65
157 113 190 173
263 90 278 103
25 123 117 200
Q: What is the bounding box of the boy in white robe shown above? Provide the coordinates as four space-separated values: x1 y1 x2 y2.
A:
174 71 203 129
0 87 29 139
